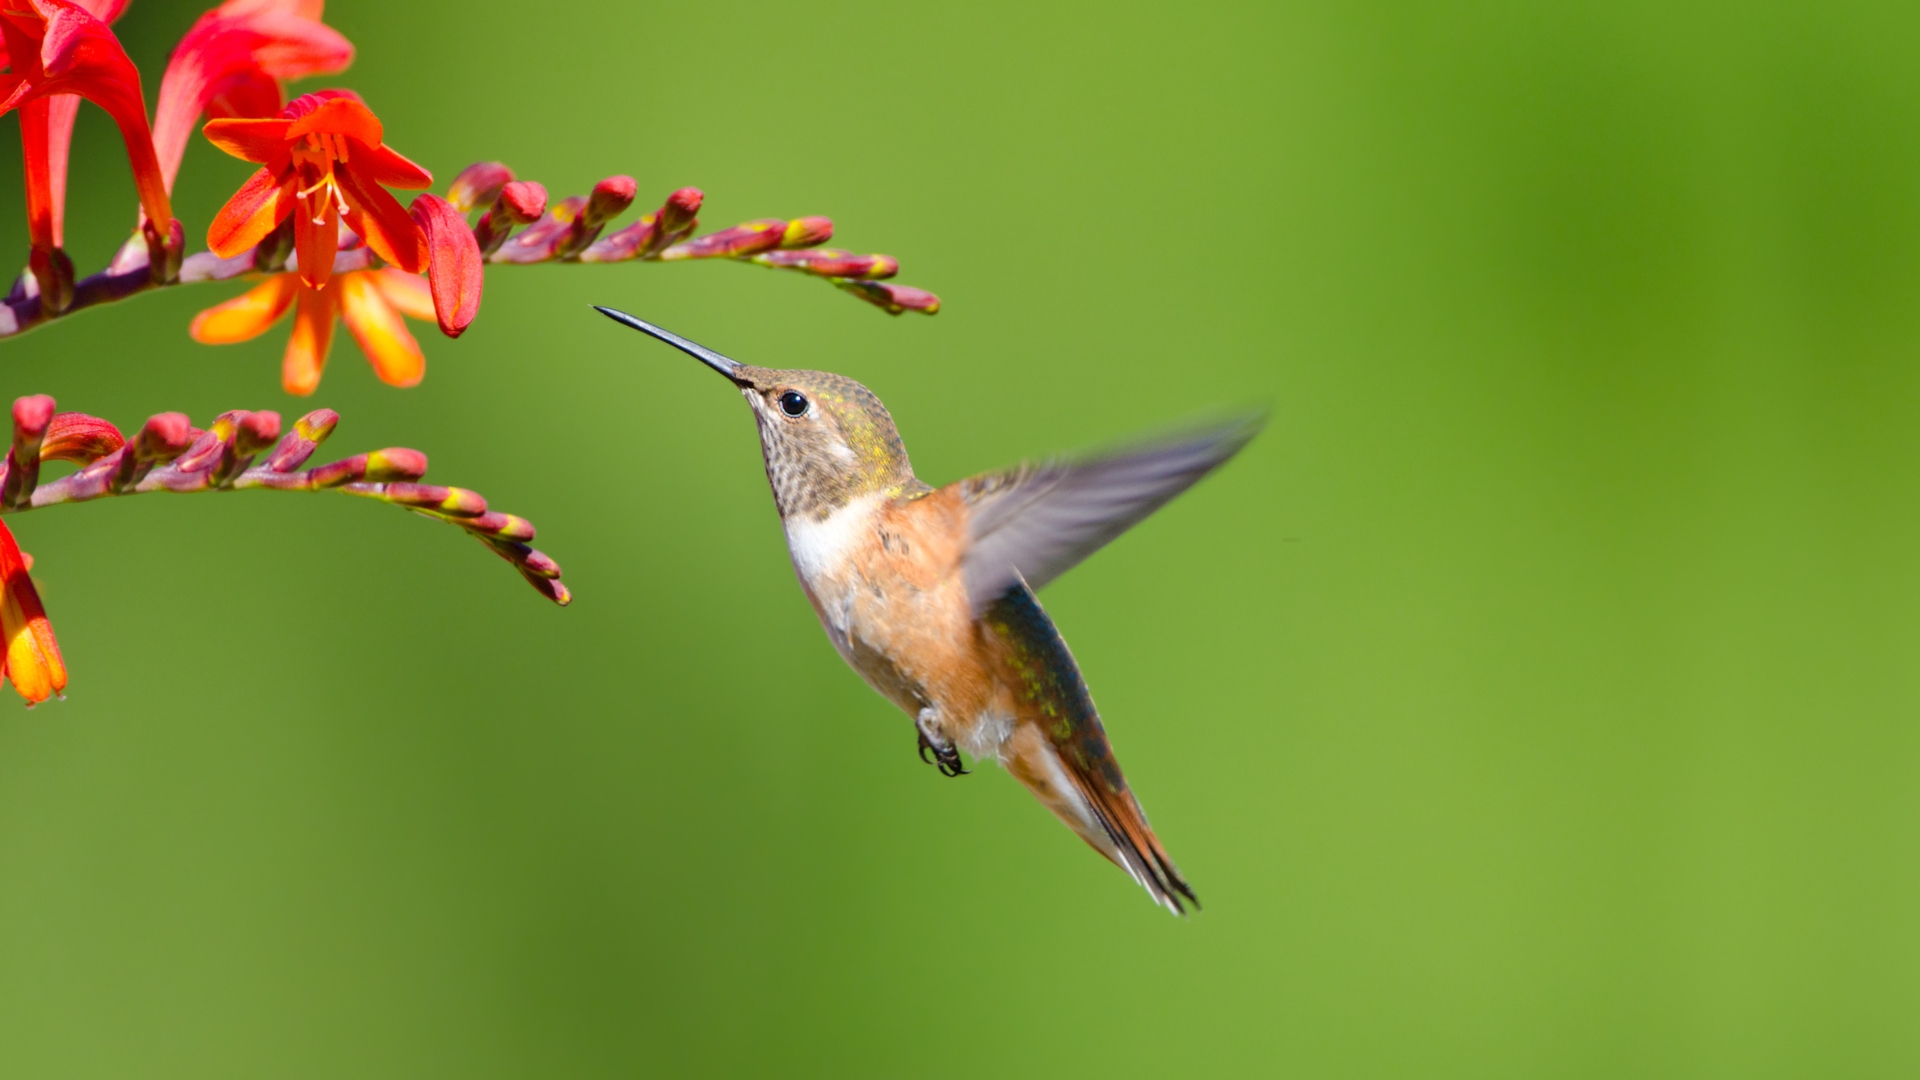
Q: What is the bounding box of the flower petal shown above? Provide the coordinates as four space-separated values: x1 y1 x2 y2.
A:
369 268 434 322
18 96 57 250
153 2 351 189
4 0 173 228
39 411 123 464
409 193 482 337
293 188 340 289
284 93 380 144
337 271 424 387
336 163 425 272
282 280 335 395
201 115 292 161
207 164 292 256
357 143 431 189
0 519 64 705
190 272 298 343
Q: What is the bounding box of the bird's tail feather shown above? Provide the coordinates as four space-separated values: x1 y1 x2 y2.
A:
985 583 1197 915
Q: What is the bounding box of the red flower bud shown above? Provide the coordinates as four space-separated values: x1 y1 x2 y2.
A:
234 411 282 456
134 412 195 462
660 219 788 261
834 280 942 315
579 217 655 263
446 161 514 213
754 248 898 279
781 216 833 248
263 408 337 472
491 196 585 264
39 413 124 464
3 395 56 510
585 175 637 226
497 180 547 225
365 447 428 481
410 193 484 338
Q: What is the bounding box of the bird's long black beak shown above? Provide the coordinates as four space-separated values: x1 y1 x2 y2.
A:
594 306 746 383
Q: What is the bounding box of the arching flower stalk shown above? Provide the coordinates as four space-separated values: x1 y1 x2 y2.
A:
0 392 569 703
0 1 941 392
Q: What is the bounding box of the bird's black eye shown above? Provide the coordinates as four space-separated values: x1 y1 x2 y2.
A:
778 391 810 417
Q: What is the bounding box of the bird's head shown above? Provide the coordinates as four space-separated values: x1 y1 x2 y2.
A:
597 307 915 519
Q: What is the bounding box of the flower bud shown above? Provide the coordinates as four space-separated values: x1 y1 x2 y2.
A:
660 219 788 261
264 408 339 472
134 413 195 463
497 181 547 224
490 196 585 264
579 217 655 263
585 176 637 227
834 280 942 315
4 395 55 510
377 482 487 517
39 413 125 464
364 447 429 481
463 512 536 542
174 411 245 473
234 411 282 456
411 193 484 337
447 161 514 213
754 248 898 279
781 216 833 248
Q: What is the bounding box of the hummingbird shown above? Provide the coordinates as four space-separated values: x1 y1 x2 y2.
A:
595 306 1261 914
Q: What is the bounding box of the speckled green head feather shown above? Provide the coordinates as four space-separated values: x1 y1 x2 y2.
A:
592 307 924 519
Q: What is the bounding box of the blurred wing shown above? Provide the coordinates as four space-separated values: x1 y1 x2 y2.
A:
956 414 1263 614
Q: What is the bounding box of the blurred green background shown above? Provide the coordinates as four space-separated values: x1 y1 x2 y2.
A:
0 0 1915 1074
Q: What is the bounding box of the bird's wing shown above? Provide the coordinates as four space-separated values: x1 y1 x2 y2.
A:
954 414 1263 614
985 581 1195 914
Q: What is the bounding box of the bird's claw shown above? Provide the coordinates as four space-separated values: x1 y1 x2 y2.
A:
917 730 968 777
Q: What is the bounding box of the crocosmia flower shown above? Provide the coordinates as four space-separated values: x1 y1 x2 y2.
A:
190 268 431 394
0 520 65 706
204 89 429 289
151 0 354 193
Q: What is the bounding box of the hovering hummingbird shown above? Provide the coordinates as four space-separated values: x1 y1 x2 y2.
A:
595 306 1261 914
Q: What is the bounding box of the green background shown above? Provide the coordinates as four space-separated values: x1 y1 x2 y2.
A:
0 0 1915 1074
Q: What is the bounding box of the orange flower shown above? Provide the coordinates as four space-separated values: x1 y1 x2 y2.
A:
190 268 431 395
0 520 64 706
203 89 430 290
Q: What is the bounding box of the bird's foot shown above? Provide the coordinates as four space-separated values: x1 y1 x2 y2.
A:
917 731 968 776
915 708 968 777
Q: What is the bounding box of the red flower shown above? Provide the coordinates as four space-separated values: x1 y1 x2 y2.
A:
204 90 430 290
151 0 353 194
0 0 171 305
190 268 432 394
0 520 64 706
9 0 126 258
